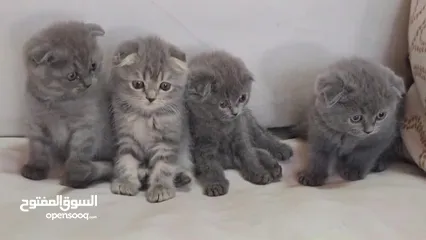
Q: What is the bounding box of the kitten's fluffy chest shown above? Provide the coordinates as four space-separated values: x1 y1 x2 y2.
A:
127 113 180 150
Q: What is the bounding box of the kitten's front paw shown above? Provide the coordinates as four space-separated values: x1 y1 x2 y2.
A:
338 165 366 181
146 184 176 203
272 144 293 161
21 164 49 180
242 169 273 185
61 161 93 188
297 171 327 186
174 172 192 188
111 179 141 196
204 179 229 197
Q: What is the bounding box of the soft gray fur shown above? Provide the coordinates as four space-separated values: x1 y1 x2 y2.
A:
21 21 114 188
296 57 406 186
109 36 192 203
186 51 293 197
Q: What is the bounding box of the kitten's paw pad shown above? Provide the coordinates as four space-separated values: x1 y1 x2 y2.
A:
62 162 93 188
174 172 192 188
297 171 327 187
111 179 140 196
273 144 293 161
242 170 273 185
204 180 229 197
338 167 365 181
146 185 176 203
21 164 48 180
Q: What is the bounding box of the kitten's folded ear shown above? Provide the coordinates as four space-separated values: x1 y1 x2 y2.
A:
187 71 214 101
390 73 406 99
25 42 65 65
314 74 345 108
112 40 140 66
85 23 105 37
168 44 186 62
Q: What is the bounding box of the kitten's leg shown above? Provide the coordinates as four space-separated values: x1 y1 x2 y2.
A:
110 145 142 196
251 119 293 161
146 146 180 203
62 128 112 188
193 142 229 196
255 148 282 181
21 124 52 180
234 135 274 185
297 145 334 187
337 147 386 181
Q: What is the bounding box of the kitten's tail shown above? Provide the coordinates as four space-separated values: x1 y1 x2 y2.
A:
91 160 114 181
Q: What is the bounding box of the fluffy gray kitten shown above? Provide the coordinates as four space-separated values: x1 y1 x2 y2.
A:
109 36 192 203
21 21 114 188
186 51 293 197
296 57 406 186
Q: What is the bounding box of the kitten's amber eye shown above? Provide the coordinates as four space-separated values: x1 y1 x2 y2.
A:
239 94 247 103
131 81 144 90
350 115 363 123
90 63 97 71
67 72 78 81
219 101 228 108
159 82 171 91
376 112 387 120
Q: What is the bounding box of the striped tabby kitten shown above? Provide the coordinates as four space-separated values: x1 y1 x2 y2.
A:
110 36 192 203
21 21 114 188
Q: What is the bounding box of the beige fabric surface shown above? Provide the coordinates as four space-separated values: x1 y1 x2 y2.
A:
1 138 425 240
403 0 426 171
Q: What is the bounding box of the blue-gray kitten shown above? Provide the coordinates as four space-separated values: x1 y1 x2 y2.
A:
21 21 114 188
186 51 293 197
296 57 406 186
109 36 192 203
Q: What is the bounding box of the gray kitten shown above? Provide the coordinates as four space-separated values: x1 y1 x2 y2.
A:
296 57 406 186
21 21 114 188
109 36 192 203
186 51 293 197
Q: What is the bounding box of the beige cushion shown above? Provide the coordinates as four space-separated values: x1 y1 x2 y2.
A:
402 0 426 171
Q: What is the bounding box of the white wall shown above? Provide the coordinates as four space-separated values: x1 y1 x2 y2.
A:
0 0 410 136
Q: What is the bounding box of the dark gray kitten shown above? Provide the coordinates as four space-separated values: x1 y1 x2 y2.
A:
21 21 114 188
296 57 406 186
186 51 293 197
109 36 192 203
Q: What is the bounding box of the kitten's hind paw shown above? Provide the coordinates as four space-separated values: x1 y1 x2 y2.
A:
256 149 282 181
204 179 229 197
21 164 48 180
61 161 93 188
297 171 327 186
338 165 365 181
242 169 273 185
146 184 176 203
371 159 390 173
111 179 141 196
174 172 192 188
272 143 293 161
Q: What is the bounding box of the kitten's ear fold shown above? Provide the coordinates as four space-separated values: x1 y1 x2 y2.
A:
187 71 213 101
85 23 105 37
314 75 344 107
390 74 406 98
26 43 59 65
113 40 139 66
169 45 186 62
169 57 188 73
